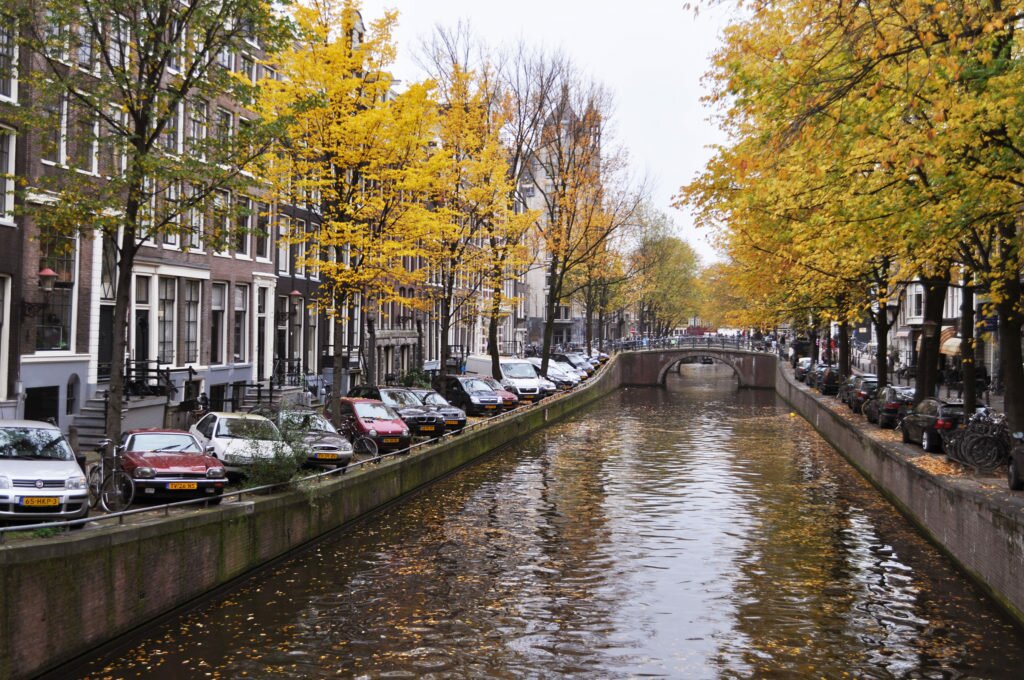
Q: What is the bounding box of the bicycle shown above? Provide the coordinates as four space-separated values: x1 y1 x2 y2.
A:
88 439 135 513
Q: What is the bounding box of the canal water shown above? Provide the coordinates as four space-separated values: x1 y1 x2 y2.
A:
81 366 1024 678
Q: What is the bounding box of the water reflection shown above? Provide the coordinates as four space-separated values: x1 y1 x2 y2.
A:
82 365 1024 679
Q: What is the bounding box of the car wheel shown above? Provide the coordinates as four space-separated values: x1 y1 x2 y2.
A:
208 495 223 506
1009 453 1024 491
901 424 911 443
879 415 892 429
923 429 939 453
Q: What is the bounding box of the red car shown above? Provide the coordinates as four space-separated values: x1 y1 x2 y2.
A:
335 398 412 452
118 429 227 504
477 376 520 411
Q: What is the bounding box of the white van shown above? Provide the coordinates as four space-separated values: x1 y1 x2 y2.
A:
463 355 544 402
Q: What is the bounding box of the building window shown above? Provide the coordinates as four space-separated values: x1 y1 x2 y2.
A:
158 277 176 363
161 102 181 154
183 280 200 363
0 127 13 223
233 284 248 362
69 99 97 173
255 202 270 259
294 218 306 276
0 15 17 102
215 107 232 143
185 184 203 250
213 189 231 254
277 214 290 274
37 237 76 351
75 11 95 72
235 197 250 256
912 287 924 318
210 282 226 364
189 100 207 157
41 94 66 164
162 183 180 247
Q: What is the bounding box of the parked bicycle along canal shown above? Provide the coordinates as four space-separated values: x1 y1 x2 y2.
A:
79 365 1024 678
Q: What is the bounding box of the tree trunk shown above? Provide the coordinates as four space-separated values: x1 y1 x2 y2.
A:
874 310 890 389
440 293 453 377
961 282 976 414
106 230 137 441
915 275 948 404
838 320 850 377
539 256 560 375
995 222 1024 430
329 294 349 425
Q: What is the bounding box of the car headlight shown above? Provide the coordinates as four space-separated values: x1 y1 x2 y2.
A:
133 467 156 479
369 429 378 437
207 467 226 479
402 429 410 437
470 396 481 404
65 475 87 490
0 475 10 489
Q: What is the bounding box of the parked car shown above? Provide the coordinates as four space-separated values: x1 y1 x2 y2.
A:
463 356 544 402
843 374 877 408
553 352 593 377
189 412 294 479
836 375 859 404
901 398 966 452
117 429 226 503
0 420 89 524
794 357 813 381
435 375 503 416
526 357 578 389
819 367 843 396
276 410 354 470
867 386 915 428
849 378 879 414
408 389 467 433
347 386 446 438
806 363 831 389
335 397 412 452
477 376 520 411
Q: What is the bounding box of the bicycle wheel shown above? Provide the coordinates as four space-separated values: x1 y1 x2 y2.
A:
87 465 103 509
100 470 135 513
354 435 378 457
964 434 1006 473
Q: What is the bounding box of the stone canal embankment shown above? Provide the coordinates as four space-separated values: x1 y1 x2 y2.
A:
776 362 1024 625
1 362 621 680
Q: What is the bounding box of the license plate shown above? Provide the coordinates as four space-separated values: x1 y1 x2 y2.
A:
485 404 497 410
21 497 59 507
383 437 400 444
421 425 435 432
316 453 340 460
445 420 460 426
167 482 197 490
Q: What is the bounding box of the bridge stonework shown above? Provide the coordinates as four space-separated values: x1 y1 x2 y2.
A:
618 348 778 388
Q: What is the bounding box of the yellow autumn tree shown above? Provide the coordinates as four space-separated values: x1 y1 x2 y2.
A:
258 0 438 398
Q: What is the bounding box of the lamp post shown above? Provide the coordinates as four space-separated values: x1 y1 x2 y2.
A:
21 268 59 318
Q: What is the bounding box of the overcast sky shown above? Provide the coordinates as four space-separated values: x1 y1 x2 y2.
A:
360 0 735 264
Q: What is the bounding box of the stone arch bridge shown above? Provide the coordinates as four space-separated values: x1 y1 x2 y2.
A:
617 342 778 389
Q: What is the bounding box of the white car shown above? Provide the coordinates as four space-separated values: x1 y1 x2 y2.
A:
189 412 295 478
0 420 89 523
527 357 581 388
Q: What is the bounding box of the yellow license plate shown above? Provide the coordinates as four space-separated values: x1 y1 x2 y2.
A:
316 453 340 460
167 482 197 490
445 420 460 426
21 497 59 506
421 425 435 432
383 437 400 444
485 404 497 409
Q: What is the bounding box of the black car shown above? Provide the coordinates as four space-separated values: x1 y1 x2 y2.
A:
842 374 876 408
347 385 446 438
849 378 878 414
836 375 859 404
819 367 843 395
806 363 831 389
434 375 503 416
866 386 915 428
276 410 354 470
900 398 965 452
409 389 467 433
794 357 813 382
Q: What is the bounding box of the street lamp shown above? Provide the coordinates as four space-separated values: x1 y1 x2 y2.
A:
21 267 60 318
922 319 938 339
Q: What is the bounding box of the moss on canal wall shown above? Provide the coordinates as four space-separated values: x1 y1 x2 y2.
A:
0 359 621 680
776 363 1024 627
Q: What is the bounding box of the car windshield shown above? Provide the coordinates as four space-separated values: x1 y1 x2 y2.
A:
353 402 399 420
382 390 422 407
280 412 338 434
462 378 494 393
418 392 449 407
216 418 281 441
501 362 537 379
0 427 75 461
478 377 504 391
126 433 201 453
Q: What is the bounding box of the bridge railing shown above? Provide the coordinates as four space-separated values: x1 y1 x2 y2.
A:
616 336 777 353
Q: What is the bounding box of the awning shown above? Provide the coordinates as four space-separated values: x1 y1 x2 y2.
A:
894 329 911 339
940 337 961 356
916 325 955 351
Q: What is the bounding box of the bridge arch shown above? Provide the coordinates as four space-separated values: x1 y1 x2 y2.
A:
618 347 777 389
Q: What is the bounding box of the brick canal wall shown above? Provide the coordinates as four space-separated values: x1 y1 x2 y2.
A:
0 360 622 680
775 362 1024 625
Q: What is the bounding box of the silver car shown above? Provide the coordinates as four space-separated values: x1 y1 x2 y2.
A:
0 420 89 523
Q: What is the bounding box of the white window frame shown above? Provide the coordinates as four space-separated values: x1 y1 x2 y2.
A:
0 15 18 104
185 184 203 252
277 213 290 274
0 127 15 225
210 282 227 365
294 218 306 277
0 276 8 399
40 93 68 166
235 196 251 259
233 284 249 363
